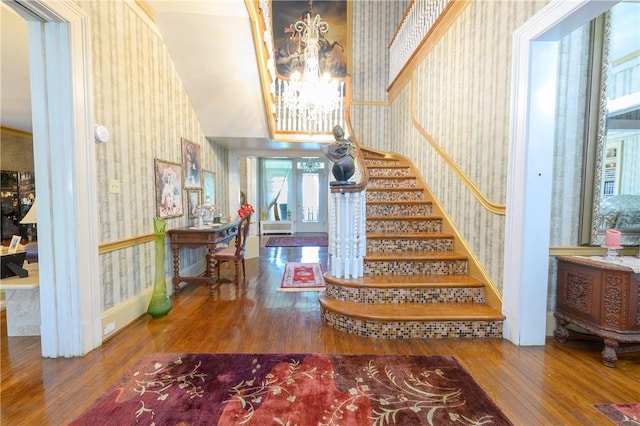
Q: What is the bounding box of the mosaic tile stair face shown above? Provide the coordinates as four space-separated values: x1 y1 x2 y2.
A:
368 168 411 177
366 203 432 216
321 311 503 339
364 159 402 167
366 218 442 233
362 151 386 158
325 284 485 304
363 259 468 275
366 190 424 201
367 237 453 252
368 177 418 188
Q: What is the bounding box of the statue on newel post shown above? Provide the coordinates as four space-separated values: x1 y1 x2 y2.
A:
322 125 356 186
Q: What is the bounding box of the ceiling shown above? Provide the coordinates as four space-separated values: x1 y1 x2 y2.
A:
0 1 322 155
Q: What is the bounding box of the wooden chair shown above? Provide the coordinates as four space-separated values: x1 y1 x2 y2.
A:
213 215 251 284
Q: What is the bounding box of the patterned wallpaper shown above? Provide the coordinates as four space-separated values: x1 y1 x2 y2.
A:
77 1 229 310
350 1 547 293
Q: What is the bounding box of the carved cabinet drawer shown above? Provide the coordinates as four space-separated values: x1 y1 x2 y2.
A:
554 255 640 367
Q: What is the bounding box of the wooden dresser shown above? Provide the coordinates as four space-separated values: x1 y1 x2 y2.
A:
554 255 640 367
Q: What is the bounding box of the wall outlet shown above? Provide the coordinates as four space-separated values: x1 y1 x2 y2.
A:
109 179 121 193
103 322 116 336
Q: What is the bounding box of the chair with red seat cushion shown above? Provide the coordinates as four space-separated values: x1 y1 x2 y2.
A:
212 215 251 285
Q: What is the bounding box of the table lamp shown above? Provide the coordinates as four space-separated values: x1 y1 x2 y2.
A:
19 199 37 242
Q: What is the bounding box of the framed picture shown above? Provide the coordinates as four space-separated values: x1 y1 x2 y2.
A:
202 170 215 206
272 0 350 78
154 159 184 219
8 235 21 254
182 138 201 189
187 190 201 219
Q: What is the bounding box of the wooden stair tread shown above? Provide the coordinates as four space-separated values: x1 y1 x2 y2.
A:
365 251 467 261
324 273 484 288
319 294 504 321
366 232 453 239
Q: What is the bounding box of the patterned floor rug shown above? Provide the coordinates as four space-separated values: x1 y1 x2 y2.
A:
594 403 640 425
265 236 328 247
279 262 325 291
70 353 513 426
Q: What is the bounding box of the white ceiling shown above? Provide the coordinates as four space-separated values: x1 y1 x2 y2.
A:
0 1 322 155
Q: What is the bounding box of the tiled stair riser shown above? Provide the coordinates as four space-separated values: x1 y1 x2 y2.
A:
366 219 442 233
366 191 423 202
368 168 411 177
325 284 485 304
363 260 467 275
366 204 432 216
364 159 401 167
367 238 453 252
321 310 503 339
368 178 418 188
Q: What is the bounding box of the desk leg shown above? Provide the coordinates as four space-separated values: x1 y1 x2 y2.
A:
171 244 181 294
209 250 217 295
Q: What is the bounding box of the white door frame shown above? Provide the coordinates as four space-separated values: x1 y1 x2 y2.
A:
504 0 618 345
9 0 102 357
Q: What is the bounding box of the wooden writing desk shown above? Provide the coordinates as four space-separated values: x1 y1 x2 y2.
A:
167 222 239 293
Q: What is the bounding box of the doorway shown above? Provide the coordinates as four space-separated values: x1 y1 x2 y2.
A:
295 158 327 233
260 157 328 234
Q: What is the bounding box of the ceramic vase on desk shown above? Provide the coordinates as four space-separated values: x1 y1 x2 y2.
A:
147 217 173 318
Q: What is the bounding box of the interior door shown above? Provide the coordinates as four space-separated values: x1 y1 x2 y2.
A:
295 158 327 233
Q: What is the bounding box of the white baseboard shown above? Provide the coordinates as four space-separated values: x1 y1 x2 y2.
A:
101 260 206 341
546 311 556 337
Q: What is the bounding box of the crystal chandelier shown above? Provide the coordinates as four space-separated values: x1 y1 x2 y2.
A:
281 3 341 124
301 157 321 173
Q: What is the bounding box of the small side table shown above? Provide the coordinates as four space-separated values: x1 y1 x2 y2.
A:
0 266 40 336
554 255 640 367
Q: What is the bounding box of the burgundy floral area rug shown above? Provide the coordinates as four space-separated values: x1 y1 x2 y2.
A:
594 403 640 425
265 236 328 247
70 353 513 426
279 262 325 291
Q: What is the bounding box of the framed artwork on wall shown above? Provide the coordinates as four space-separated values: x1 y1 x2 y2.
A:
182 138 201 189
271 0 350 78
187 190 201 219
202 170 215 206
154 159 184 219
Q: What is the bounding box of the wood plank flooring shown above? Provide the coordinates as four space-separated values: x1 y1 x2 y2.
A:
1 237 639 425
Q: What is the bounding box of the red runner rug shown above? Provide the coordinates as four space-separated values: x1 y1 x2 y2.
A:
265 236 328 247
71 353 513 425
279 262 325 291
594 403 640 425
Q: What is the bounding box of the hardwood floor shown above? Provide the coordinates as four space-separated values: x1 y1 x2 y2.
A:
1 237 638 425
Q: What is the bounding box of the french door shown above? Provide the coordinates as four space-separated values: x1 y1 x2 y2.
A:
295 158 328 233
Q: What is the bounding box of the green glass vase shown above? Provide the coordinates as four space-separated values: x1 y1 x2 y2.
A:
147 217 173 318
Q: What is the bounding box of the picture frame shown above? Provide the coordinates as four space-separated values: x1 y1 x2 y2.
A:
182 138 201 189
187 190 201 219
202 170 216 206
272 0 350 78
154 159 184 219
8 235 21 254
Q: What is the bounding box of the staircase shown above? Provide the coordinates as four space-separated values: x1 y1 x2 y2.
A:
318 149 504 338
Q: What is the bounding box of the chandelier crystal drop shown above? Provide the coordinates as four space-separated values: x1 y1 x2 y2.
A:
281 4 341 125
